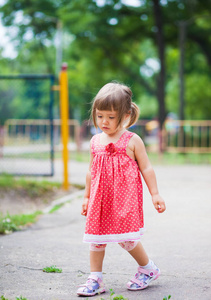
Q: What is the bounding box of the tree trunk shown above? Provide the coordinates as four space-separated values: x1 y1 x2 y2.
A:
152 0 166 130
178 21 186 121
0 126 4 158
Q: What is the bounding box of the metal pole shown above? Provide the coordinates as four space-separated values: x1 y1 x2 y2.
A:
49 75 55 176
59 63 69 190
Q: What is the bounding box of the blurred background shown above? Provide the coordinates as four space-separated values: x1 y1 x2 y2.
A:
0 0 211 177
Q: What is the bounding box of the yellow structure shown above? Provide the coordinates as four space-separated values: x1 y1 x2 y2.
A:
59 63 69 189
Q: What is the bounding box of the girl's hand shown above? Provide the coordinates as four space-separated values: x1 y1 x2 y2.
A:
152 194 166 213
81 197 89 216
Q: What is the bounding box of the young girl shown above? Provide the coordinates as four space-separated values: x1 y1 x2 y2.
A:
77 82 166 296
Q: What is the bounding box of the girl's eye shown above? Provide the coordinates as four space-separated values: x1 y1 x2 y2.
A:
109 117 115 119
97 115 102 118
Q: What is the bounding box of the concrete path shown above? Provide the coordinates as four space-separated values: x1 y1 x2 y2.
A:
0 165 211 300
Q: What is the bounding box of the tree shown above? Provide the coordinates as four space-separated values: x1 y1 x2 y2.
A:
0 0 211 123
0 0 58 73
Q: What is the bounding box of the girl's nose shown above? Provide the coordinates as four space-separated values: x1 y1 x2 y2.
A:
102 118 108 124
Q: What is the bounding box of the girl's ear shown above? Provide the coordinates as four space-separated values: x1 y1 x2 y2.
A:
122 112 131 128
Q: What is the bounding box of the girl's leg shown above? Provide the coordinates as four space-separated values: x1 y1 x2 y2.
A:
77 243 106 296
127 241 149 266
90 244 106 272
119 241 160 290
119 241 149 266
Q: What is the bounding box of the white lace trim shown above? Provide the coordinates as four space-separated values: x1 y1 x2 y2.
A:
83 228 145 243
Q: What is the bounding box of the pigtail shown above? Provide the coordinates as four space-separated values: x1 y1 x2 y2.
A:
126 102 140 128
91 102 98 128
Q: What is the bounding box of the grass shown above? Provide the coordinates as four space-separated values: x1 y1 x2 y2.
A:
1 297 28 300
48 203 65 214
148 152 211 165
85 289 128 300
0 174 83 234
4 150 90 162
0 294 172 300
0 211 42 234
43 265 62 273
85 289 171 300
76 150 211 165
0 174 61 198
109 289 128 300
3 148 211 164
0 174 65 234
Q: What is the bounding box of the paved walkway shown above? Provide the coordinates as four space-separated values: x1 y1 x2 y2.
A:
0 164 211 300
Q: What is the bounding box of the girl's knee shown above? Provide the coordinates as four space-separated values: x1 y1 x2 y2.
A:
90 243 107 252
118 241 139 251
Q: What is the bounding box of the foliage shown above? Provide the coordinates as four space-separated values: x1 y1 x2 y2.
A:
0 175 68 234
0 215 18 233
1 295 9 300
0 174 61 197
43 265 62 273
148 152 211 165
0 295 171 300
1 297 28 300
0 211 42 234
0 0 211 122
112 295 128 300
91 289 171 300
96 289 128 300
7 150 209 165
163 296 171 300
49 203 65 214
0 76 53 124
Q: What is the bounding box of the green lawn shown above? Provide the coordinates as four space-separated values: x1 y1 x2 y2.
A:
3 150 211 165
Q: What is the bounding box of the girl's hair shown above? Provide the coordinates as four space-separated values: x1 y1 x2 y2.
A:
91 82 140 129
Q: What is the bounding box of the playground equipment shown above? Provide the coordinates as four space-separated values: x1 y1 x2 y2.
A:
0 74 55 176
59 63 69 190
0 64 72 189
162 120 211 153
51 62 70 189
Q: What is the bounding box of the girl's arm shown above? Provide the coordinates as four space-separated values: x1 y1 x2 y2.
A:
81 145 93 216
132 134 166 213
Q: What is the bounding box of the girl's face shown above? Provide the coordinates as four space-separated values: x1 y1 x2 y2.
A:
96 109 129 135
96 109 119 135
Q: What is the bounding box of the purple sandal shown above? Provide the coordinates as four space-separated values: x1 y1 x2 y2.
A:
77 274 106 296
127 264 161 290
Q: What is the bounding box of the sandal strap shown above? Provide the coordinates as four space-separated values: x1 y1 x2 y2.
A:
78 275 101 291
129 266 159 287
137 266 158 277
88 274 100 282
129 277 144 287
78 283 93 291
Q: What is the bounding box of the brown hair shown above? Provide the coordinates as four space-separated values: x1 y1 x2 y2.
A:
91 82 140 128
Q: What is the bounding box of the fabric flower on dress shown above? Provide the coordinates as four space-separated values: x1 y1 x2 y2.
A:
105 143 117 156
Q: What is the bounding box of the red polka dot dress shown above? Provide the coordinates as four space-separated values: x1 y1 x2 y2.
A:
83 130 144 244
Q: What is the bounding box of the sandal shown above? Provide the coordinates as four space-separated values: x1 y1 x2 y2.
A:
77 274 106 296
127 264 160 290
